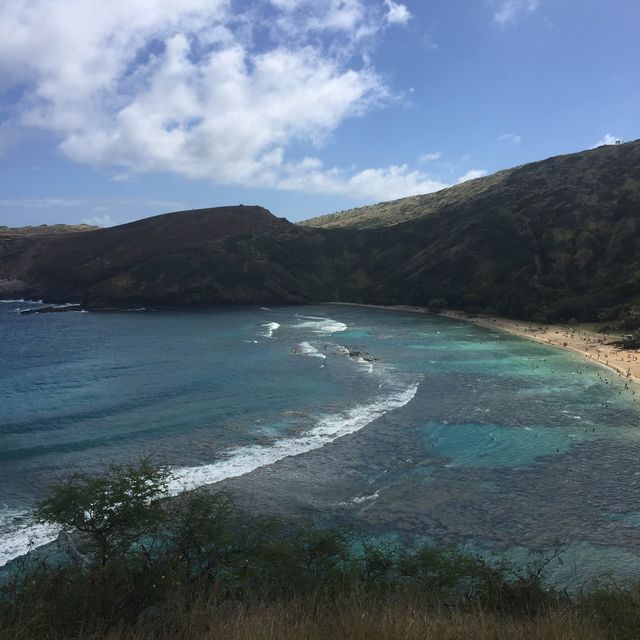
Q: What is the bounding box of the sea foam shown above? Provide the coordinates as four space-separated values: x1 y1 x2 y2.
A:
259 322 280 338
352 491 379 504
1 299 43 305
294 315 347 334
295 341 327 359
0 508 59 568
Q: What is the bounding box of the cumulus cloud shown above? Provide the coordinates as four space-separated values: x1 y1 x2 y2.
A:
384 0 411 26
457 169 488 184
0 0 420 202
591 133 622 148
498 133 522 144
278 158 449 200
493 0 539 26
58 41 384 186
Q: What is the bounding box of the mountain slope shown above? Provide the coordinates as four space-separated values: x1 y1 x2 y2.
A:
302 142 640 231
1 141 639 321
302 168 513 229
0 206 322 306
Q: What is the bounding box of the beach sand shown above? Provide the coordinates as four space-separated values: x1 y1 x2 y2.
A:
329 302 640 389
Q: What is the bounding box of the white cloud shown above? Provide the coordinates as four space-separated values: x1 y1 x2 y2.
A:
278 158 450 201
591 133 621 148
493 0 539 26
0 197 187 212
384 0 411 25
498 133 522 144
457 169 488 184
269 0 379 45
418 152 442 163
58 42 384 186
0 0 415 199
81 214 116 227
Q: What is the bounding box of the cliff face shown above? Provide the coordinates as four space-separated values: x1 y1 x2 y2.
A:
2 141 640 320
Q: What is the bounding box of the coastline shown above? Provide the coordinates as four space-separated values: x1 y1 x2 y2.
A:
328 302 640 388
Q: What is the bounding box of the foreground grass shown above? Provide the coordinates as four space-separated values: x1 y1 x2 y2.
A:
0 597 612 640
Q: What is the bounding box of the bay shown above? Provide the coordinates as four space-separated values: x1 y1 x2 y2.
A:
2 300 640 586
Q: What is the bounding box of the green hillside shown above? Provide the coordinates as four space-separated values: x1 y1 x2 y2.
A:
302 168 512 229
1 141 639 322
302 142 639 231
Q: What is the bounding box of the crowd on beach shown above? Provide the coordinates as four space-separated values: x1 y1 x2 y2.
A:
440 311 640 402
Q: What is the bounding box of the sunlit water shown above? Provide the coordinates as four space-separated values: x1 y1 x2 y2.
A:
1 301 640 587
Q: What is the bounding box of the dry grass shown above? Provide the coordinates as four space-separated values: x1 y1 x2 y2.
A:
92 599 606 640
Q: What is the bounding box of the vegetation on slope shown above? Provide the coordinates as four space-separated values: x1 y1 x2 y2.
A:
2 461 640 640
0 141 639 321
301 142 639 232
301 168 513 229
0 224 99 235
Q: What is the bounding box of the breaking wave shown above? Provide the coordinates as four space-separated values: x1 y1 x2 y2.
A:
168 382 419 494
0 508 59 568
294 315 347 334
259 322 280 338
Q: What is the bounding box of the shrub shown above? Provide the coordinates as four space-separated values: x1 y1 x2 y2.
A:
427 298 448 313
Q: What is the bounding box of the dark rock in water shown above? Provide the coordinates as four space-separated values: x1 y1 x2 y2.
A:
20 305 83 315
346 346 377 362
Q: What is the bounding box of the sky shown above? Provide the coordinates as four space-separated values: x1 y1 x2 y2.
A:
0 0 638 227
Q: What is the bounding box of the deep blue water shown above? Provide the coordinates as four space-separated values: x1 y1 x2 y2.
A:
2 300 640 586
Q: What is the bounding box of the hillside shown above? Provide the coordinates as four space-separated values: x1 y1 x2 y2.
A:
1 141 639 321
0 224 99 235
302 168 513 229
302 142 639 231
0 206 322 306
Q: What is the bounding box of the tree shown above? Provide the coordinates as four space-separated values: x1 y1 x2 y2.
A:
35 460 169 566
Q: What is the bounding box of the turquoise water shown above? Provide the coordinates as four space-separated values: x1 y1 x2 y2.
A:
1 301 640 586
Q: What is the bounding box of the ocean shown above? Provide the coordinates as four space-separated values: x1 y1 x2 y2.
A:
2 300 640 586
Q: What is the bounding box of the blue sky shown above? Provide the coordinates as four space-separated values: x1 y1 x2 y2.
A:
0 0 638 227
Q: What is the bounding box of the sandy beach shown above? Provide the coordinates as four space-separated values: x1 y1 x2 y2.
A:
329 302 640 390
